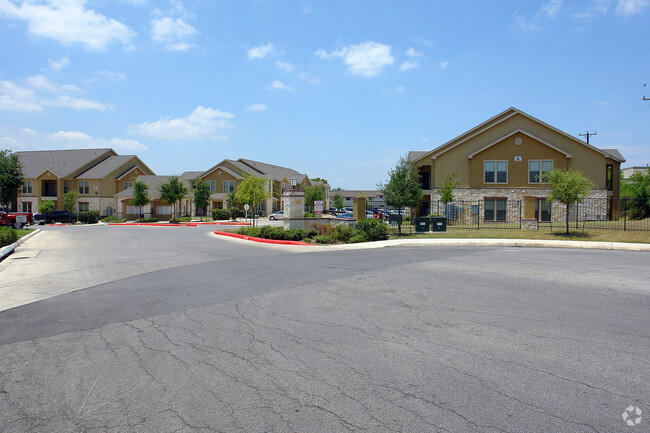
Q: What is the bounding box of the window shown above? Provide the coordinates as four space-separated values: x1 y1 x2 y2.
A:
79 180 90 194
484 199 507 221
123 182 132 190
420 170 431 189
535 199 552 222
22 180 32 194
606 164 613 191
224 180 235 193
209 180 217 193
529 160 553 183
22 202 32 213
78 203 89 212
484 160 507 183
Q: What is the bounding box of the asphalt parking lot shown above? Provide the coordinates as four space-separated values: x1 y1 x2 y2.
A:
0 224 648 432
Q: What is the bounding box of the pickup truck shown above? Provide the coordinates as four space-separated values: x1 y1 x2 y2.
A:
42 210 77 224
0 207 34 228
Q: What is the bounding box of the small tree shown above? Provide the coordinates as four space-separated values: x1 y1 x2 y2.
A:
621 168 650 219
227 189 239 221
439 171 459 205
546 168 595 235
130 179 149 221
63 190 80 213
332 193 344 209
38 200 55 215
0 149 24 210
159 176 188 222
193 180 211 221
235 175 271 227
304 184 326 213
378 155 423 234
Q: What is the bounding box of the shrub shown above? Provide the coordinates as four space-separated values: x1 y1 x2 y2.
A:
175 217 192 223
101 216 126 223
304 212 316 218
78 210 100 224
236 226 315 241
213 208 246 221
333 224 355 242
313 234 336 244
0 226 17 247
141 217 158 223
348 232 368 243
356 218 389 241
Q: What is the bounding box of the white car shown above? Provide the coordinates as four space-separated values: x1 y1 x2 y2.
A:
269 210 285 221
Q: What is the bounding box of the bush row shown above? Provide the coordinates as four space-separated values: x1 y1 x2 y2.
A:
78 210 100 224
235 219 389 244
212 209 246 221
0 226 18 247
236 226 317 241
101 216 127 223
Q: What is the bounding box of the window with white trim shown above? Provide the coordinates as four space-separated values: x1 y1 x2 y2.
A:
529 160 553 183
209 180 217 193
484 160 508 183
223 180 235 193
79 203 89 212
123 182 132 190
22 180 32 194
22 202 32 213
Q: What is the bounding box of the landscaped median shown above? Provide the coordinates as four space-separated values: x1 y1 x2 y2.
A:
107 221 251 227
214 230 313 246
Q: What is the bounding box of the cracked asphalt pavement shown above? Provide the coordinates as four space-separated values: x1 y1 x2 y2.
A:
0 225 648 432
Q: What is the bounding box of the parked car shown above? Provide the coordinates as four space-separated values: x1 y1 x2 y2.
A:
33 213 46 225
43 210 77 224
268 210 285 221
336 212 354 219
0 207 34 228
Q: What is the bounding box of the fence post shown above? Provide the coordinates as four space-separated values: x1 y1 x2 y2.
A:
624 199 627 231
477 200 481 230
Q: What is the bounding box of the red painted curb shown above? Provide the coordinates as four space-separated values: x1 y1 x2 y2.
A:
214 230 313 246
108 223 196 227
213 222 252 225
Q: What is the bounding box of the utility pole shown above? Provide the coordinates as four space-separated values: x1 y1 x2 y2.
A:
579 131 597 144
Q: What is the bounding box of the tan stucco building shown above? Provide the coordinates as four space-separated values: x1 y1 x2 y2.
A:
409 107 625 222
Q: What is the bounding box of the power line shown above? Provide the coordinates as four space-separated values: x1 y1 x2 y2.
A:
579 131 597 144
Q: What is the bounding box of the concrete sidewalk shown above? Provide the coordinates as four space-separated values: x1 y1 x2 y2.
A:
0 229 40 262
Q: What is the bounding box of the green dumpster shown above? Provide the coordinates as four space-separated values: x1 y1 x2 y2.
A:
431 217 446 232
415 217 430 233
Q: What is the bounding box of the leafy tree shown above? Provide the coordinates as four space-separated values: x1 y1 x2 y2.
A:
378 155 423 233
38 200 55 214
439 171 459 204
130 179 149 221
304 184 326 212
63 190 79 213
332 193 344 209
227 189 239 221
193 180 211 221
159 176 188 222
0 149 24 209
620 168 650 219
310 177 328 184
546 168 594 235
235 174 271 227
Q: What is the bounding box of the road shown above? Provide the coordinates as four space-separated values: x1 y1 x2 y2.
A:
0 224 648 432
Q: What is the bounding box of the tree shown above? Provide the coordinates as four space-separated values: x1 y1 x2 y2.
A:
332 193 344 209
546 168 595 235
63 190 79 213
159 176 188 222
439 171 459 204
227 189 239 221
38 200 55 215
0 149 24 210
620 168 650 219
130 179 149 221
304 184 326 212
193 180 210 221
235 175 271 227
378 155 423 234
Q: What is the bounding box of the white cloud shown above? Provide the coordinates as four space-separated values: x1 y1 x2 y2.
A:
49 56 69 71
616 0 648 15
246 103 267 111
516 0 564 31
0 0 136 51
540 0 563 18
275 61 295 73
247 43 278 59
298 72 320 84
316 41 394 78
0 77 110 112
96 70 127 82
127 106 234 140
1 127 147 151
406 48 423 57
150 16 197 51
400 60 418 71
439 61 450 69
267 80 292 90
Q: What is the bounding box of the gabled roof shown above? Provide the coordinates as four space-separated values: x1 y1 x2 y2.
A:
411 107 625 163
466 129 572 159
239 158 305 181
16 148 116 178
114 175 192 198
601 149 626 162
75 155 154 179
200 158 260 179
181 171 204 181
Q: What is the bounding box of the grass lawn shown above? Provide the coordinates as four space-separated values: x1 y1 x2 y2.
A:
392 226 650 244
15 228 36 239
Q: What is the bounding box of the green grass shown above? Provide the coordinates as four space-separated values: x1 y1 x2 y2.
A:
15 228 36 239
392 226 650 244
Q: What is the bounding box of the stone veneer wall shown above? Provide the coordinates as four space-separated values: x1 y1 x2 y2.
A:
428 188 608 224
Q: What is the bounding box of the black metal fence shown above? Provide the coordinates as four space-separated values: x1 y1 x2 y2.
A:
368 197 650 233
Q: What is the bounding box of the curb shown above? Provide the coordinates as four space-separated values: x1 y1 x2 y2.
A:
214 230 313 246
0 229 41 262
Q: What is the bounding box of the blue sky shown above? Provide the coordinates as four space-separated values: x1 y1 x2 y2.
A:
0 0 648 189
